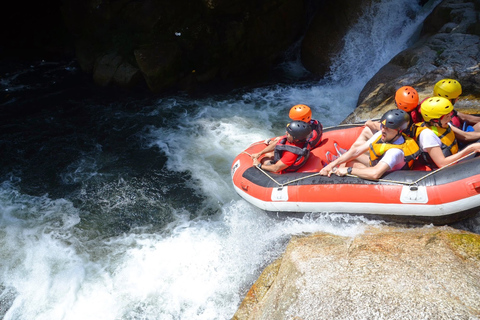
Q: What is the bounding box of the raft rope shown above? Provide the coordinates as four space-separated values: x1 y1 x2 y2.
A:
245 148 477 188
373 151 477 186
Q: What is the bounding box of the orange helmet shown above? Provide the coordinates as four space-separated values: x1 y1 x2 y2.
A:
395 86 419 112
289 104 312 122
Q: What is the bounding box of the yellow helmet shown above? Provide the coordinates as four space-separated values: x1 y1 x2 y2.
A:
420 97 454 122
433 79 462 100
289 104 312 122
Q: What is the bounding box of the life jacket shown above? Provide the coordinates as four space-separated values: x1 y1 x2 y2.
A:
369 133 421 170
273 136 310 173
450 110 463 128
410 107 424 124
413 122 459 167
307 119 323 149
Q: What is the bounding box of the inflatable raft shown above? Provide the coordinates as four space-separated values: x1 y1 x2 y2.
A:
231 125 480 225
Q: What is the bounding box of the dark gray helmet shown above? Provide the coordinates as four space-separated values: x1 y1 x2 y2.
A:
380 109 410 132
286 120 312 140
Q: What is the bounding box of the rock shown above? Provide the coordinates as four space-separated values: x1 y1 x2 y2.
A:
234 226 480 319
61 0 305 92
134 44 183 92
343 0 480 123
113 61 142 89
92 52 123 87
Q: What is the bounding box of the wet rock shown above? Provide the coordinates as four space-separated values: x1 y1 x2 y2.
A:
61 0 305 92
344 0 480 123
234 226 480 319
113 61 142 89
134 44 183 92
92 52 123 87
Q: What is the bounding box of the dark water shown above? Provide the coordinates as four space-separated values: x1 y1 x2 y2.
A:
1 60 208 238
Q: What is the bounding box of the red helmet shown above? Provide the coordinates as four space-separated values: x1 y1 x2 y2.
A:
395 86 419 112
289 104 312 122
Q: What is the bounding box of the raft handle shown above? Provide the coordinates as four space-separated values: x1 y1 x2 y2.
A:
410 186 418 191
470 181 480 192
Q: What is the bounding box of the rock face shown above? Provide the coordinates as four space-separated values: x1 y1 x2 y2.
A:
343 0 480 123
233 226 480 319
61 0 305 92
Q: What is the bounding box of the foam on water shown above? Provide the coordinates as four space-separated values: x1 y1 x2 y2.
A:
0 181 375 320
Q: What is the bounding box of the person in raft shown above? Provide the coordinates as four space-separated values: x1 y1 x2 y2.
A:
378 82 480 145
319 109 421 180
363 85 420 138
331 86 420 165
252 120 312 174
412 97 480 169
432 79 480 132
264 104 323 149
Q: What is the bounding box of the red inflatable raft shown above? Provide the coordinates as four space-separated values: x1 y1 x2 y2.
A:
231 125 480 224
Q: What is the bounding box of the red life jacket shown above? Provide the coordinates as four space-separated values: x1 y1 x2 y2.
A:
273 137 311 173
450 110 462 128
410 107 423 124
307 119 323 149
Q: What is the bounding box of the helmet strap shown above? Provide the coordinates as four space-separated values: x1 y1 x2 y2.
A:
429 119 441 127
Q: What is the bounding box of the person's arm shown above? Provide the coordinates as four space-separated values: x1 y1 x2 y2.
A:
457 112 480 125
252 157 287 173
425 142 480 168
320 140 371 176
451 125 480 142
251 140 278 159
334 161 390 180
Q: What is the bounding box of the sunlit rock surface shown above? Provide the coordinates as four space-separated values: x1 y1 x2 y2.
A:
344 0 480 123
234 226 480 319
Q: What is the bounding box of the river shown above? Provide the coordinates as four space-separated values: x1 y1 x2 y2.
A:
1 0 478 319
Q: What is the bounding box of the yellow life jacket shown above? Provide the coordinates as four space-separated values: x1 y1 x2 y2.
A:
369 133 421 169
413 122 459 156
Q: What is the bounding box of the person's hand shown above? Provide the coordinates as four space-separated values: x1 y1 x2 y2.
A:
365 120 380 133
251 152 261 159
319 165 330 176
320 164 336 177
333 167 348 177
264 137 280 145
252 158 260 166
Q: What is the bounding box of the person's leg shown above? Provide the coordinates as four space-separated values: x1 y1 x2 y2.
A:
338 154 370 169
351 126 374 148
261 152 275 165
